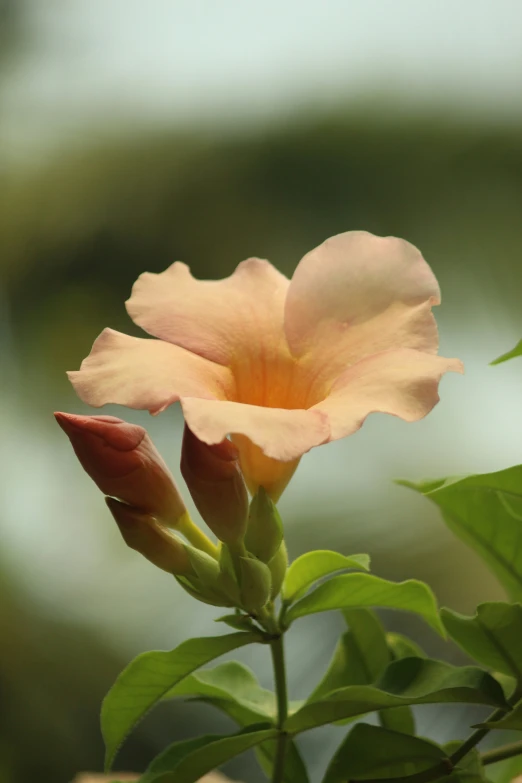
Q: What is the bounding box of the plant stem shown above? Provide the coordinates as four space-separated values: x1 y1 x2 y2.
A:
270 633 289 783
481 739 522 766
178 513 219 558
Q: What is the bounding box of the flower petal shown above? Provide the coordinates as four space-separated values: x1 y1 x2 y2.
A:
68 328 233 413
312 348 464 440
126 259 290 366
180 397 329 461
180 397 330 500
285 231 441 383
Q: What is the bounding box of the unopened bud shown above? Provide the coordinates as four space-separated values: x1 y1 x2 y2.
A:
244 489 283 563
181 426 248 545
239 556 272 612
55 413 187 527
268 542 288 600
106 497 192 575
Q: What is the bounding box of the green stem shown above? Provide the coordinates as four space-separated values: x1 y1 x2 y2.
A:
270 633 289 783
177 512 219 558
481 739 522 766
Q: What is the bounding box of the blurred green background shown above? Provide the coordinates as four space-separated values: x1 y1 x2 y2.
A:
2 1 522 781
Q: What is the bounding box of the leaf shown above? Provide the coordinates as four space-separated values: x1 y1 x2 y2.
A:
386 632 426 660
214 613 259 631
101 631 261 770
286 658 507 734
255 738 310 783
442 603 522 682
282 550 370 603
284 573 444 635
491 339 522 365
400 467 522 601
166 661 276 722
310 609 390 700
139 725 277 783
474 700 522 730
322 723 449 782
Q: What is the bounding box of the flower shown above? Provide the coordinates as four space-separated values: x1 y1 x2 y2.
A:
54 412 187 525
180 425 249 544
106 497 193 575
69 231 463 500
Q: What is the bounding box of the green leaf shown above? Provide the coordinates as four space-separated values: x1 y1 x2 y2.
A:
214 613 259 631
310 609 390 700
491 339 522 365
166 661 275 721
139 725 277 783
285 573 444 635
386 632 426 660
286 658 507 734
101 631 261 770
255 738 310 783
442 603 522 682
282 550 370 603
322 723 449 782
474 700 522 730
400 467 522 601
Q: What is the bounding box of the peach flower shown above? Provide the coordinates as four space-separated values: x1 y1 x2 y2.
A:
69 231 462 500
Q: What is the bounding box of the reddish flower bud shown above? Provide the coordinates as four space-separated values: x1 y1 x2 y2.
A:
55 412 186 527
106 498 193 575
180 425 248 544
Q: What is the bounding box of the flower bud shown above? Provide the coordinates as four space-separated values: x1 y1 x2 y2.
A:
244 488 284 563
268 541 288 600
106 497 192 575
238 556 272 612
180 425 248 545
55 412 187 527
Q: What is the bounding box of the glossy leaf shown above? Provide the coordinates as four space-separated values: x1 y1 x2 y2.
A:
166 661 275 722
282 550 370 603
286 658 507 734
442 603 522 681
400 467 522 601
491 339 522 365
101 631 260 769
285 573 444 635
139 725 277 783
322 723 449 782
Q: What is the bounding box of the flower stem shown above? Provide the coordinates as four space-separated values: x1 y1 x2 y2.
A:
481 739 522 766
270 633 289 783
177 512 219 558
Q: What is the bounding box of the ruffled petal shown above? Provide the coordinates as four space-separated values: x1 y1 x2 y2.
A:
126 259 290 366
285 231 441 385
68 328 233 413
312 348 464 441
180 397 329 460
180 397 330 500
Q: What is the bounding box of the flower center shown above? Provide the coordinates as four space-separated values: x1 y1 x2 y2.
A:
231 353 325 411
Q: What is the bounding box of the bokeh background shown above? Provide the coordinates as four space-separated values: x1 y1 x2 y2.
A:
2 1 522 781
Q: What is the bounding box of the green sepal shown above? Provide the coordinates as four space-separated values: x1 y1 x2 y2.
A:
239 556 272 611
268 541 288 599
245 488 284 562
214 613 259 632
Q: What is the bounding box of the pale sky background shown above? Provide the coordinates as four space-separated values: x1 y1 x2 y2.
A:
2 0 522 160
